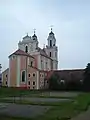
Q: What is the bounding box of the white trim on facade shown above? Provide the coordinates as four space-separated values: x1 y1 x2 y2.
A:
38 55 41 69
16 56 20 87
36 71 39 89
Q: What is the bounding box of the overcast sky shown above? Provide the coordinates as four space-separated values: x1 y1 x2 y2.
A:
0 0 90 71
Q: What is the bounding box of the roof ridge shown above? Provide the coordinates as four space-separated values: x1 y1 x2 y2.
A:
8 49 34 59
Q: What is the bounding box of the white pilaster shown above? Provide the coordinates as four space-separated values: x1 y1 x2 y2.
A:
16 56 20 87
38 55 41 69
36 71 39 89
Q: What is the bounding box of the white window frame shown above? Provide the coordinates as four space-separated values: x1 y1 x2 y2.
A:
28 81 30 85
33 81 35 85
25 44 28 53
61 79 65 83
32 72 36 77
28 73 31 78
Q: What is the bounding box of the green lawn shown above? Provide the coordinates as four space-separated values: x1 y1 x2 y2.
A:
0 87 76 99
0 88 90 120
35 93 90 120
0 93 90 120
0 87 40 97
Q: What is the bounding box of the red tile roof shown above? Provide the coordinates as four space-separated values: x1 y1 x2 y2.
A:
28 65 40 71
9 49 34 58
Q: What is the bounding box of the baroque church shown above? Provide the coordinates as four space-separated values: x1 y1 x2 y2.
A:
2 28 84 89
2 29 58 89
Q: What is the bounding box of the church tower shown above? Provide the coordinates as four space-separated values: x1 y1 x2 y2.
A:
18 30 39 54
45 28 58 70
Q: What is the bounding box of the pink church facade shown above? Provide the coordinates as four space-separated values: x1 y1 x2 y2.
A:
2 28 84 89
6 49 48 89
2 29 58 89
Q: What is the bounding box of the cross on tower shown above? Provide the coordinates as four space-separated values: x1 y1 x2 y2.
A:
25 32 28 36
33 29 36 34
50 25 53 31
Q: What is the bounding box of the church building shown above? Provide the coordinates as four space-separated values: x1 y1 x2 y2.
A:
2 28 58 89
2 28 84 89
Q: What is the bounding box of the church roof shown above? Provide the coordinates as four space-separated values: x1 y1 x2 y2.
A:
28 65 50 72
9 49 34 58
32 33 37 38
32 33 37 40
2 68 9 74
28 65 40 71
49 31 54 35
37 47 52 60
23 34 29 39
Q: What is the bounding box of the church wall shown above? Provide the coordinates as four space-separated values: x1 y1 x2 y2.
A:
9 55 17 87
20 56 27 71
16 56 20 87
53 60 58 70
20 56 27 87
9 55 37 88
18 44 25 52
32 55 38 68
28 67 39 89
40 55 51 71
29 42 37 52
19 56 30 88
2 68 9 87
47 58 52 70
39 71 48 89
44 57 49 71
38 55 41 69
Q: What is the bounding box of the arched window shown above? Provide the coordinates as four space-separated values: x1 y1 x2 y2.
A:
25 45 28 53
28 81 30 85
21 70 26 82
28 74 30 77
33 73 35 77
50 52 51 57
31 61 33 66
46 62 47 69
50 40 52 47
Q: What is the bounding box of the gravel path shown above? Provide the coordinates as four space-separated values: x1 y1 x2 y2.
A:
0 103 51 118
46 92 79 97
71 107 90 120
3 97 71 102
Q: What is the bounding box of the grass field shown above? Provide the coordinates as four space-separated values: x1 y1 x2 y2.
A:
0 88 90 120
0 87 78 98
